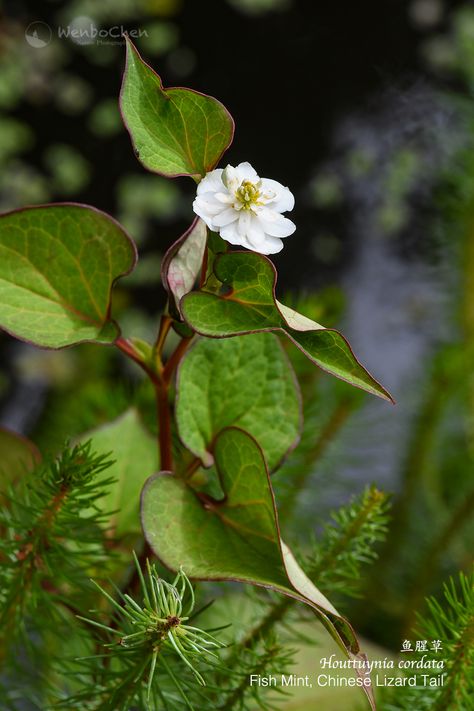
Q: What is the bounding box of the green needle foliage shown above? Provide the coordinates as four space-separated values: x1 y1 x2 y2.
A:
0 442 115 649
304 486 391 602
210 487 390 688
380 570 474 711
212 634 296 711
56 555 225 710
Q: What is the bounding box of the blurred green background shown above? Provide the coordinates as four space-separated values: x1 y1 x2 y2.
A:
0 0 473 708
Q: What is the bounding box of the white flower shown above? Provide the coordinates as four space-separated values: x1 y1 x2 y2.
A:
192 162 296 255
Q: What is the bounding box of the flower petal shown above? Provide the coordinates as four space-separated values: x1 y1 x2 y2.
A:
246 215 267 248
260 179 295 213
192 200 223 231
258 208 296 238
220 222 244 246
194 194 226 213
214 191 234 205
197 169 224 195
192 205 216 231
212 208 239 227
237 211 253 237
193 163 296 255
259 236 284 255
222 165 240 192
234 161 259 182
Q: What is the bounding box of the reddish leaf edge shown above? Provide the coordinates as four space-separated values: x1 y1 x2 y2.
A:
140 426 376 711
161 216 205 318
181 250 395 405
173 332 303 473
0 202 138 351
161 217 203 293
119 36 235 181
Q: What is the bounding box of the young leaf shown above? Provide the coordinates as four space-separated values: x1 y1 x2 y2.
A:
120 38 234 179
181 251 393 403
0 204 136 349
141 427 375 710
0 428 40 502
175 332 301 470
78 409 158 536
162 217 207 317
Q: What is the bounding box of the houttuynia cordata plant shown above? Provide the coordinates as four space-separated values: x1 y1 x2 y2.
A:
0 37 397 710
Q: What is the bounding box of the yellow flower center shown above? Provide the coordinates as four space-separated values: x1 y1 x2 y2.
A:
235 180 261 210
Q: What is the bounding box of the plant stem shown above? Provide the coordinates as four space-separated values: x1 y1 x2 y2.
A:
116 321 193 478
155 314 173 367
0 481 74 639
154 315 174 469
156 382 173 470
163 336 193 386
153 334 193 469
115 336 159 385
183 457 202 481
158 332 193 469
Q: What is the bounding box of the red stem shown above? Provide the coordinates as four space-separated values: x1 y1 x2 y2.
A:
115 328 193 474
156 383 173 470
154 315 172 367
162 337 192 386
115 337 159 385
156 336 193 469
184 457 201 481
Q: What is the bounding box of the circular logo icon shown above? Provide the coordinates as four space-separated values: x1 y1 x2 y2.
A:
25 21 52 49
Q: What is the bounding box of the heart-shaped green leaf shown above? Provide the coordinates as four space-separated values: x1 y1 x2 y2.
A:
79 409 158 537
176 332 301 470
120 38 234 179
162 217 207 317
0 204 136 349
181 251 393 403
0 428 40 503
141 427 375 710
